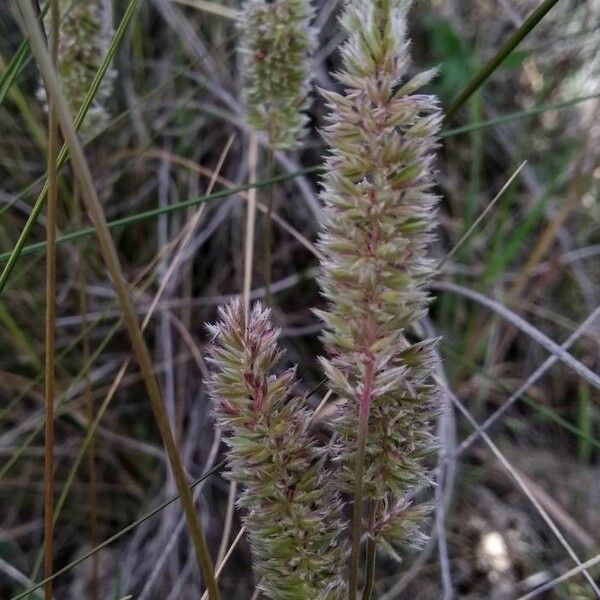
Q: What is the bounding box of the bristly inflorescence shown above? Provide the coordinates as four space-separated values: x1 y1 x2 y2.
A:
240 0 316 149
206 300 345 600
316 0 442 556
39 0 116 133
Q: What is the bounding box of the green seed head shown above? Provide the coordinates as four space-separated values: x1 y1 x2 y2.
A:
40 0 116 133
317 0 442 552
240 0 316 149
206 300 346 599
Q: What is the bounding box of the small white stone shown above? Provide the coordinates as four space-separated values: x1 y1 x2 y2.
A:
477 531 511 575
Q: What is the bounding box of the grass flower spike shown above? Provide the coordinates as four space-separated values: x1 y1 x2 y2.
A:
240 0 316 149
40 0 116 132
316 0 442 564
206 300 345 600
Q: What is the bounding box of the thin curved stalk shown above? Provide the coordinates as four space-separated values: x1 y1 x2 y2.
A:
518 553 600 600
262 145 274 306
432 281 600 390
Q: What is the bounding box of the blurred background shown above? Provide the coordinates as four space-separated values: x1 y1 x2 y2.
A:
0 0 599 597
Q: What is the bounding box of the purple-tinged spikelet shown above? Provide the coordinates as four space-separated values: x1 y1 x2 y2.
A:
316 0 442 555
240 0 316 149
206 300 345 599
39 0 116 133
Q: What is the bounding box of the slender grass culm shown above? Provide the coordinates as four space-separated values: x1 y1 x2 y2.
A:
206 300 345 600
39 3 116 596
17 0 220 596
42 2 60 598
315 0 443 597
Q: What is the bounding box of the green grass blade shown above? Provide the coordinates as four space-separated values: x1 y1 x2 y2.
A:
0 166 321 264
0 2 50 105
482 163 568 284
443 92 600 138
0 0 142 295
0 41 33 106
445 0 564 121
2 82 595 284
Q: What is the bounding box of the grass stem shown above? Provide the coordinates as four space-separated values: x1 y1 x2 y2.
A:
263 145 274 306
43 2 59 597
242 134 259 313
349 357 374 599
218 133 259 571
74 182 99 600
15 2 220 596
348 399 369 599
362 501 378 600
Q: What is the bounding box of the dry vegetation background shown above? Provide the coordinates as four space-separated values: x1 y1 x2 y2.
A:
0 0 599 598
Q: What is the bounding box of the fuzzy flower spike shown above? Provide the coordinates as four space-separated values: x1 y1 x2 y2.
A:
317 0 442 563
40 0 116 133
240 0 316 149
206 300 345 600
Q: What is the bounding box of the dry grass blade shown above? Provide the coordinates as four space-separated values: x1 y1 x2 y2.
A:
242 134 259 314
12 1 220 596
0 558 36 591
433 281 600 390
172 0 240 20
217 133 259 571
137 433 223 600
9 461 226 600
518 553 600 599
434 388 457 600
438 377 600 597
200 526 246 600
439 161 527 268
457 304 600 454
74 186 99 600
